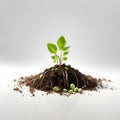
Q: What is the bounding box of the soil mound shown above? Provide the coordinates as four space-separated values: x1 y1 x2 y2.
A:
13 64 108 96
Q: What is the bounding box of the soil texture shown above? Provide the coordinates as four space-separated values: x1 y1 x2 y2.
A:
13 64 110 96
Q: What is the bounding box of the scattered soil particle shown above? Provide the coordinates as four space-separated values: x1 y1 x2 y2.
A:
13 79 16 82
111 88 113 90
13 87 23 94
13 64 111 96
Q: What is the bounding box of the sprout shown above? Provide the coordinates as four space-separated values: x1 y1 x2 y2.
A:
64 66 69 70
51 67 58 71
47 36 70 65
70 83 75 90
63 88 68 92
74 87 78 92
54 86 61 93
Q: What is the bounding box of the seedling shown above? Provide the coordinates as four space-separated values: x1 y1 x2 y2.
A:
47 36 70 66
69 83 79 94
70 83 75 90
51 67 58 71
54 86 61 93
64 66 69 70
14 36 103 97
63 88 68 92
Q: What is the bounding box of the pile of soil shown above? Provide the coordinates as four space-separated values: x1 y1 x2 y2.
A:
13 64 110 96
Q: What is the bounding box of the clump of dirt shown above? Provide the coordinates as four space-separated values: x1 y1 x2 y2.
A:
13 64 110 96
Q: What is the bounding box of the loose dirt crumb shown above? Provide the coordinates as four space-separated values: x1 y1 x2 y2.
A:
13 87 23 94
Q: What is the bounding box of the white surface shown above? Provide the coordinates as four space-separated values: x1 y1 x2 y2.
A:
0 63 120 120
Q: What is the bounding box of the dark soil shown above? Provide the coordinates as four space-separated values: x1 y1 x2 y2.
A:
13 64 110 96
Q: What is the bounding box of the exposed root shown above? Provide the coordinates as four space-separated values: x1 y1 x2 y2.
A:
60 69 66 88
65 70 69 88
40 71 48 88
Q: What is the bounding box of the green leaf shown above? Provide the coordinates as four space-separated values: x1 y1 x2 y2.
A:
57 36 66 49
47 43 57 54
63 57 67 61
51 55 59 60
51 56 56 60
55 55 59 59
63 52 69 56
51 55 59 63
63 46 70 51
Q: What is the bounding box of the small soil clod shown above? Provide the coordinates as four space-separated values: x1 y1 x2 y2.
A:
13 87 23 94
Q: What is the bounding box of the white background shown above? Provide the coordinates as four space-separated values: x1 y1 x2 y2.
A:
0 0 120 120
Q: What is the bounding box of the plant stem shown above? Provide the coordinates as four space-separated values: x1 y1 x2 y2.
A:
59 50 62 65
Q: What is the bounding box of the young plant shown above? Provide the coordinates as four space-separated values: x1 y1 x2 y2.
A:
54 86 61 93
63 88 68 92
70 83 75 90
69 83 79 93
47 36 70 66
